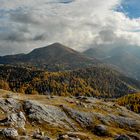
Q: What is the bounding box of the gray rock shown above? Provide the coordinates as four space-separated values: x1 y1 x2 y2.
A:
8 111 26 129
32 129 51 140
24 100 74 129
58 134 81 140
115 135 132 140
93 113 140 132
93 124 109 136
0 98 21 113
0 111 26 130
63 106 94 129
43 136 51 140
62 104 140 135
0 128 18 139
109 115 140 131
58 131 92 140
33 135 51 140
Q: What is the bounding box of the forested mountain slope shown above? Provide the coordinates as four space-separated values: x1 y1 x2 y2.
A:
0 65 139 98
117 93 140 113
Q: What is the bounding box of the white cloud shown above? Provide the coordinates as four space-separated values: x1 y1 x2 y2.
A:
0 0 140 55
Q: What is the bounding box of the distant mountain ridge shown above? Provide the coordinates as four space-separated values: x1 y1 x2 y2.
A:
84 45 140 80
0 43 98 71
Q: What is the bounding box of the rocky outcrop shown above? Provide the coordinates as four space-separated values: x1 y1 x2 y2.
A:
62 105 140 135
0 112 26 130
0 98 21 113
0 95 140 140
109 115 140 131
0 128 18 139
23 100 75 129
115 135 131 140
62 106 94 129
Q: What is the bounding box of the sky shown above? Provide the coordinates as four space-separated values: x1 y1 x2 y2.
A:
0 0 140 55
117 0 140 18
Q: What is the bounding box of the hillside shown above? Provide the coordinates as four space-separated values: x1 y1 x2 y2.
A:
0 43 98 71
0 90 140 139
117 93 140 113
0 65 139 98
84 45 140 80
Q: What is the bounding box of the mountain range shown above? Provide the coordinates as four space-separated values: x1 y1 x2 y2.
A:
1 43 140 81
0 42 140 98
0 43 98 71
84 45 140 80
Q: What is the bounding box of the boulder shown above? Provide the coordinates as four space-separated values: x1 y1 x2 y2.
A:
0 128 18 139
58 132 91 140
93 124 109 136
0 111 26 130
32 129 51 140
115 135 132 140
58 134 81 140
0 98 21 113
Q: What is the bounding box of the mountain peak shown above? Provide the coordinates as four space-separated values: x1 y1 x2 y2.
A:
49 42 65 47
0 43 98 71
29 42 75 54
28 43 77 58
45 42 77 53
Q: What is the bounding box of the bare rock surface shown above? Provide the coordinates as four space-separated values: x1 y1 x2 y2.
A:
0 98 21 113
32 129 51 140
57 132 90 140
23 100 75 129
0 94 140 140
62 104 140 134
0 111 26 130
62 106 94 129
115 135 132 140
108 114 140 131
0 128 18 139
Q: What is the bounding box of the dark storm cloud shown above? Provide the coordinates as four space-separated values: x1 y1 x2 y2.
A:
9 10 40 24
33 34 47 41
99 30 116 42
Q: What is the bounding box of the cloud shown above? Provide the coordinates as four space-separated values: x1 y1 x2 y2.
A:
48 0 75 4
0 0 140 55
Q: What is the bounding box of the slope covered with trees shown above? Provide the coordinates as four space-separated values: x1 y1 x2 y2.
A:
117 93 140 113
0 65 139 98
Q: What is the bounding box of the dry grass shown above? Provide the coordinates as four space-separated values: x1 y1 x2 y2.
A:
0 89 140 139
